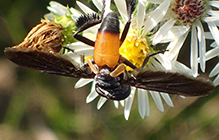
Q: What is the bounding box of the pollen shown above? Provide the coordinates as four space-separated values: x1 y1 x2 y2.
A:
84 56 94 62
119 35 150 70
171 0 206 25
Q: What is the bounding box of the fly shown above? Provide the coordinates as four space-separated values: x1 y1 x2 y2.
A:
4 0 215 100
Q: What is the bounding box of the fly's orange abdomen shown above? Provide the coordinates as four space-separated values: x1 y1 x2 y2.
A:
94 32 120 68
93 12 120 69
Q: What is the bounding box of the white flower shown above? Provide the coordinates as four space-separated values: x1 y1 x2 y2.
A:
46 0 195 120
151 0 219 77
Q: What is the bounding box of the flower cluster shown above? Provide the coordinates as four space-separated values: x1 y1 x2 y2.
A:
45 0 219 120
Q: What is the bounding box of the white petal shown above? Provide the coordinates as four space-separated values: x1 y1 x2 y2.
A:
152 18 176 45
92 0 111 16
113 101 119 108
174 61 193 76
150 57 166 70
74 48 94 56
86 83 99 103
207 10 219 17
142 0 170 36
70 8 83 21
75 78 93 88
66 42 93 50
92 0 104 12
76 1 95 14
208 1 219 8
44 13 53 21
136 1 146 34
97 97 107 109
206 22 219 46
210 42 218 47
120 100 124 107
114 0 128 23
138 89 146 119
124 87 136 120
209 63 219 77
179 95 186 99
47 1 68 15
204 32 213 40
149 91 164 112
160 26 190 43
198 47 219 62
191 25 198 77
147 0 163 4
144 90 150 117
202 16 219 22
213 75 219 86
196 21 206 72
165 31 188 60
160 92 174 107
154 54 172 70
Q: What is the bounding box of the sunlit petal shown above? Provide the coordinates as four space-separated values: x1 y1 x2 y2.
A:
124 87 136 120
47 1 68 15
136 1 146 34
210 63 219 77
76 1 95 14
97 97 107 109
164 31 188 60
206 22 219 46
86 83 99 103
159 26 189 43
213 75 219 86
196 21 206 72
191 25 198 77
138 89 146 119
114 101 119 108
160 92 174 107
152 18 176 45
142 0 170 36
75 78 93 88
114 0 128 23
149 91 164 112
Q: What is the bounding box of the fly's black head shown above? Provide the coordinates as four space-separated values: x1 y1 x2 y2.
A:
94 68 130 100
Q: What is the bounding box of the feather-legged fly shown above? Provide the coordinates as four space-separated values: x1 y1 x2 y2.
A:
4 0 215 100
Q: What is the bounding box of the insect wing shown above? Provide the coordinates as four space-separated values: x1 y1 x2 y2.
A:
126 68 215 96
4 47 94 78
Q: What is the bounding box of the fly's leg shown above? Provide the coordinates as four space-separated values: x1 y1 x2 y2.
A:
120 0 136 45
74 0 106 46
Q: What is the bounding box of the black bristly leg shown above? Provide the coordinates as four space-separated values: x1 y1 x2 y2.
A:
63 46 74 52
120 0 136 45
73 33 95 46
120 55 137 69
141 50 167 68
74 0 106 47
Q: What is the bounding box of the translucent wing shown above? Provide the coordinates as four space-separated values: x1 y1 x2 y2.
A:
4 47 95 78
126 68 215 96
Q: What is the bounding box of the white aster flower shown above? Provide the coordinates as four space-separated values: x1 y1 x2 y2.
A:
46 0 193 120
151 0 219 77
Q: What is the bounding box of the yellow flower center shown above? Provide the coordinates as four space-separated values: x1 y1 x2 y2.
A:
119 35 150 70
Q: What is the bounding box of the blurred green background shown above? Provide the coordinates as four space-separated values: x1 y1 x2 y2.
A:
0 0 219 140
